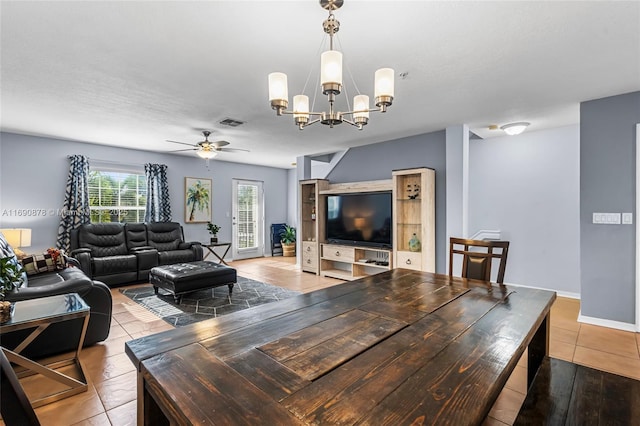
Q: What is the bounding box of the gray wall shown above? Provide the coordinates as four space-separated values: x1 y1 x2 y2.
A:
326 131 447 273
469 125 581 294
0 132 289 254
580 91 639 324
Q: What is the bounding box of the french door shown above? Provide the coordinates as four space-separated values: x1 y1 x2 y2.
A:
232 179 264 260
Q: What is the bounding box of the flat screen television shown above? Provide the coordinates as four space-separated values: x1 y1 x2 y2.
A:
325 192 392 248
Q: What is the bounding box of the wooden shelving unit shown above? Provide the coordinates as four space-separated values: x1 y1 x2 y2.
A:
299 179 328 274
320 244 392 281
392 168 435 272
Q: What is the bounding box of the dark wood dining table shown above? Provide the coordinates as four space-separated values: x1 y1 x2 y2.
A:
125 269 556 425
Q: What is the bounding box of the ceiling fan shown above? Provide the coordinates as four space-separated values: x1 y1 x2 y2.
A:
166 131 249 160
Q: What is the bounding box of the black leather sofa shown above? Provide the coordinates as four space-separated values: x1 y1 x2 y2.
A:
0 233 112 359
70 222 203 287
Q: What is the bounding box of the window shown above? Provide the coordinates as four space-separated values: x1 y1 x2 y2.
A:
88 169 147 223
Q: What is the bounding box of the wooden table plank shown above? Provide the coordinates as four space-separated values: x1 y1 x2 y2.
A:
225 349 311 402
259 309 381 361
142 343 302 425
283 287 511 424
278 315 405 380
355 289 554 426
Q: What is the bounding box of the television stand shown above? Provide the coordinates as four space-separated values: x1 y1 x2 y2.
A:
320 244 392 281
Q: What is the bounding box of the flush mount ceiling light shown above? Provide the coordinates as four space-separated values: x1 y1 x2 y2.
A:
500 122 530 136
268 0 394 130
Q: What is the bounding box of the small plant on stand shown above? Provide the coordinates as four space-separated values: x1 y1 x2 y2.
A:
0 257 24 323
207 222 221 243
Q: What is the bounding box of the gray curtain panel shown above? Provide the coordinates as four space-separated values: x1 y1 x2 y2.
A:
56 155 91 252
144 163 172 222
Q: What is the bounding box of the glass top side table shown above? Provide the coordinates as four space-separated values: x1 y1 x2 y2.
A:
0 293 90 407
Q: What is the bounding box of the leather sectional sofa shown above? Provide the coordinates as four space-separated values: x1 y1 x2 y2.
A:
0 233 112 359
70 222 203 287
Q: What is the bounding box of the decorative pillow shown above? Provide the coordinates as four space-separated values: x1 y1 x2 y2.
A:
21 250 66 276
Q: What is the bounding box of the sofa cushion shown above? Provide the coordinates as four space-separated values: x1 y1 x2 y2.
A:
147 222 182 251
93 255 137 275
78 223 128 257
125 223 149 249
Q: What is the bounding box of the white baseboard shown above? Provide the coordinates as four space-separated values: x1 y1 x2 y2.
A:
577 311 637 332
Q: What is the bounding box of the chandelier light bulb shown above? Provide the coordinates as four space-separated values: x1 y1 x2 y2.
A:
374 68 395 98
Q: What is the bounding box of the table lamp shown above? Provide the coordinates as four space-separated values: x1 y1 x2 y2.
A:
1 228 32 259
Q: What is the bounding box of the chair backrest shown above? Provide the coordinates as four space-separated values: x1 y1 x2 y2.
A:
1 348 41 426
449 238 510 284
270 223 287 256
146 222 183 251
76 223 129 258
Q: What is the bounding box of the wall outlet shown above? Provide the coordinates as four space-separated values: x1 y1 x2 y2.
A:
622 213 633 224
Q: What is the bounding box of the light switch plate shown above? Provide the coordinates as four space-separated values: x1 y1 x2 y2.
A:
622 213 633 224
593 212 621 224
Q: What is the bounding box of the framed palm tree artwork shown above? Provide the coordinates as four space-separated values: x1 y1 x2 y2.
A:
185 177 212 223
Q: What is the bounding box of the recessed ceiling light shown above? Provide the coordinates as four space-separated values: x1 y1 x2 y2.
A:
500 122 530 136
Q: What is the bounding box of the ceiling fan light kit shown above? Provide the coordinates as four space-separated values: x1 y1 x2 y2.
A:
268 0 394 130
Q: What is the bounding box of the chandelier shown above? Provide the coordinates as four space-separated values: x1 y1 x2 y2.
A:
268 0 394 130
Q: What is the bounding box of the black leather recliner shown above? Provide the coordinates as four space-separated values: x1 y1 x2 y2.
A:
0 233 112 359
70 222 203 287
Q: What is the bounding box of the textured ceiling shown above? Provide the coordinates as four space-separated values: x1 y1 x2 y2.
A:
1 1 639 169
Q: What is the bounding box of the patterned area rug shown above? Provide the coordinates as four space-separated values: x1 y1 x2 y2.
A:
120 276 301 327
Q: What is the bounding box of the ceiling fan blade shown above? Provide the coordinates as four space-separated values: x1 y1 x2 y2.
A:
218 148 250 153
168 148 198 153
166 140 197 147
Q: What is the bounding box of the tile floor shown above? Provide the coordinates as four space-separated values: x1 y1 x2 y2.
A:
3 257 639 426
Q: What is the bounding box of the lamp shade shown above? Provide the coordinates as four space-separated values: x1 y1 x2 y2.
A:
353 95 370 119
268 72 289 102
321 50 343 86
500 122 530 136
374 68 395 98
293 95 310 119
0 228 32 248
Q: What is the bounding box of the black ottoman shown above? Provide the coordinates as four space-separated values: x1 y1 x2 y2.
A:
149 261 237 304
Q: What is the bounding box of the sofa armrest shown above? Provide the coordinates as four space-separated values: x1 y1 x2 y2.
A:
132 247 158 271
6 276 92 302
180 241 203 261
65 255 81 269
70 249 93 278
178 241 201 250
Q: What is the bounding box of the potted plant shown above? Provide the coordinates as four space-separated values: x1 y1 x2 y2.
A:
0 257 24 323
206 222 221 243
280 225 296 257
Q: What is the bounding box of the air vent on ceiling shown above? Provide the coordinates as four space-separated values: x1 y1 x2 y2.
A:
219 118 245 127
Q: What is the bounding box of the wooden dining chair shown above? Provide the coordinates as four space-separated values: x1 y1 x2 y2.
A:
0 347 41 426
449 238 510 285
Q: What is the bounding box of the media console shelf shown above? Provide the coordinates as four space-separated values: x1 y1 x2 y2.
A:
320 244 392 281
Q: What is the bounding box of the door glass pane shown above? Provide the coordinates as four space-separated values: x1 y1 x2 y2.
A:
237 184 258 249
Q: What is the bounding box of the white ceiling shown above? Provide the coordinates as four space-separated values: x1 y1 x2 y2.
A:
1 1 639 169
